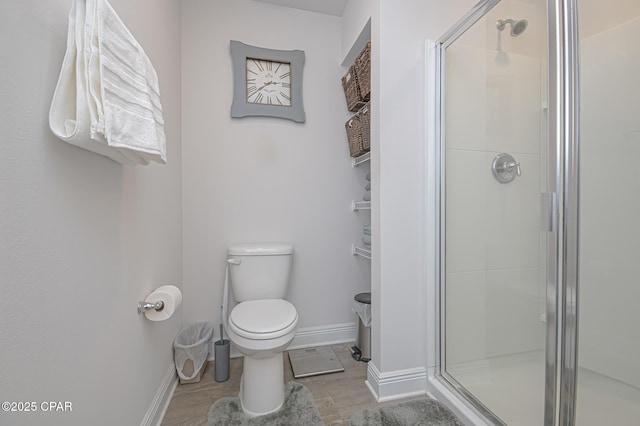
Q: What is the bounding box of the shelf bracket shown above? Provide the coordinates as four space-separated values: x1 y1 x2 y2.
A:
352 201 371 211
351 244 371 260
351 152 370 167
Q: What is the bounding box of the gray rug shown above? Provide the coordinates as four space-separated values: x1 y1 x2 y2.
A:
350 398 464 426
207 381 324 425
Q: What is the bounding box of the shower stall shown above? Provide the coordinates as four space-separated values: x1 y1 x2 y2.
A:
427 0 640 424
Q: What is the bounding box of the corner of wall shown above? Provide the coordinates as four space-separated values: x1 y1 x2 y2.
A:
341 18 372 66
341 0 373 65
365 361 428 402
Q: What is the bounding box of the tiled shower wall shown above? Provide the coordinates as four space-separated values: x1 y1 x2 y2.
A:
445 44 544 365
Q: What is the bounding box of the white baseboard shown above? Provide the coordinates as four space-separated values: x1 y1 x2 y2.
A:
288 322 356 350
141 363 178 426
365 361 428 402
208 322 357 360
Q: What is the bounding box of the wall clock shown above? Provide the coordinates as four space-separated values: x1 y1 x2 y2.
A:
230 40 306 123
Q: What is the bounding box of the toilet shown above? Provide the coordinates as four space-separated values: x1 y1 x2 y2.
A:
225 243 298 418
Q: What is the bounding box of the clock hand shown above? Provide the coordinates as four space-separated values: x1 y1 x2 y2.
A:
256 81 277 91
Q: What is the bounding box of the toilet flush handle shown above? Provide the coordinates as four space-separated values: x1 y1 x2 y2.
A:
227 258 241 265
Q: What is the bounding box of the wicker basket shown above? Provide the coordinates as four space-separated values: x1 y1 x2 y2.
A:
341 65 367 112
345 103 371 157
355 41 371 102
359 103 370 151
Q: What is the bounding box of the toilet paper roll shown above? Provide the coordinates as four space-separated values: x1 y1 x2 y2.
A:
144 285 182 321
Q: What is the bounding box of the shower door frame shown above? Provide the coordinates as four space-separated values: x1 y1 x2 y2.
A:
550 0 580 424
430 0 510 424
427 0 581 424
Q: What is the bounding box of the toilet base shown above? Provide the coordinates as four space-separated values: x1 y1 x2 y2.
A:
238 352 285 418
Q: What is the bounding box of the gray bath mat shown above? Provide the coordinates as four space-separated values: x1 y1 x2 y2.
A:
288 346 344 378
350 398 464 426
207 381 324 425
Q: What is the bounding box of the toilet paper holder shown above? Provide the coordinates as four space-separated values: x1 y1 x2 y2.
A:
137 300 165 314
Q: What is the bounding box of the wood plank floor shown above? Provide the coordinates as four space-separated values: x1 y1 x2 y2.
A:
161 343 420 425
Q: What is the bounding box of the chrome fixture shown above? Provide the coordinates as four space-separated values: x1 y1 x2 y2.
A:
137 300 164 314
496 18 528 37
492 153 521 183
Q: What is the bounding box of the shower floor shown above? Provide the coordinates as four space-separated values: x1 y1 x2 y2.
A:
448 350 640 426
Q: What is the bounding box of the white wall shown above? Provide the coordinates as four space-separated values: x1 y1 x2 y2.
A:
371 0 479 378
579 14 640 389
181 0 370 338
0 1 182 425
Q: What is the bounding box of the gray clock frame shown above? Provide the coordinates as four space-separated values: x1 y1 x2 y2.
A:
230 40 306 123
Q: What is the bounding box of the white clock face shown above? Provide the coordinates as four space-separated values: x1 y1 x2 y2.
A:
246 58 292 106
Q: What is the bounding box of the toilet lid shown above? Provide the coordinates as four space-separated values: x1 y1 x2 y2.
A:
229 299 298 340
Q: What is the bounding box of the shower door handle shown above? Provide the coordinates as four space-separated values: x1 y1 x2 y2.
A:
541 192 558 232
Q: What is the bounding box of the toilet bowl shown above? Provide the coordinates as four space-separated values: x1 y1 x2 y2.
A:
226 299 298 417
228 299 298 356
225 243 297 418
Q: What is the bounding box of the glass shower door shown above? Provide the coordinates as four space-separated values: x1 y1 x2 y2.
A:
438 1 549 424
434 1 640 424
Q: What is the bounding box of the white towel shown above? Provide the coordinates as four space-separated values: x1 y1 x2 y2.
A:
49 0 166 165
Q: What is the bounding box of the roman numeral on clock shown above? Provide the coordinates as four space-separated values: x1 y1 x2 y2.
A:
251 59 264 71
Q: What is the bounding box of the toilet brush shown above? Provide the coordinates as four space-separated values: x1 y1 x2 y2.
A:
214 322 230 382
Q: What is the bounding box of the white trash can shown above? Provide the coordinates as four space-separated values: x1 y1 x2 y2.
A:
173 322 214 384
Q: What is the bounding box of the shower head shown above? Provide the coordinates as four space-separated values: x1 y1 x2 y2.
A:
496 18 528 37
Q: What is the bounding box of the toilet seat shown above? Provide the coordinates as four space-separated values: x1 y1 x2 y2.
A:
229 299 297 340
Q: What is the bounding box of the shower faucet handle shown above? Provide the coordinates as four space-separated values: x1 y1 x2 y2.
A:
505 161 521 176
492 153 521 183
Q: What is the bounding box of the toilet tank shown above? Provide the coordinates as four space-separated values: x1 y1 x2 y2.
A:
227 243 294 302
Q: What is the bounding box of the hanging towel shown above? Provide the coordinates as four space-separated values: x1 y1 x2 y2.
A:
49 0 166 165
